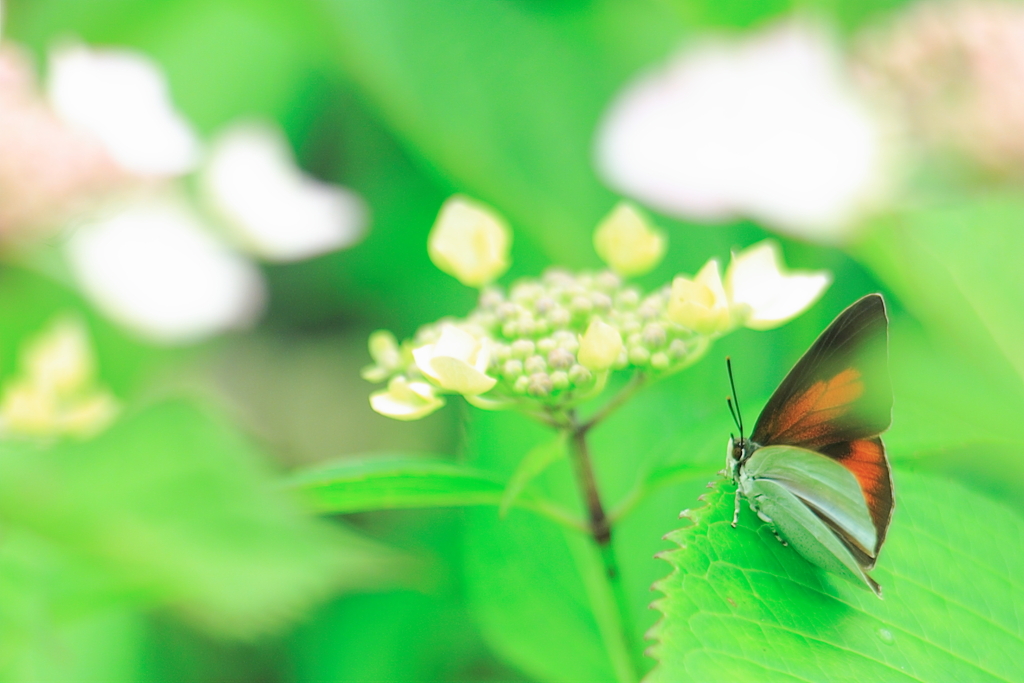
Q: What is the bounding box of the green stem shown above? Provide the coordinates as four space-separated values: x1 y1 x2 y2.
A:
565 411 641 683
580 372 645 434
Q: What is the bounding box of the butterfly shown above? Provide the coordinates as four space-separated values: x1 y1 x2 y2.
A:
726 293 894 596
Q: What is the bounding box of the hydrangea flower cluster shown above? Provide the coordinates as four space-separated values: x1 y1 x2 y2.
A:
364 196 831 421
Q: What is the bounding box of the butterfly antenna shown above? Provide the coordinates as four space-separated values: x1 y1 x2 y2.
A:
726 357 745 441
727 397 741 433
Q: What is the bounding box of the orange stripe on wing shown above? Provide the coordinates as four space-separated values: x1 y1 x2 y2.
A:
766 368 865 448
821 437 894 563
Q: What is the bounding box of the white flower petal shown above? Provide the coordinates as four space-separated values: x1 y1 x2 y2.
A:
428 357 497 395
597 20 886 243
66 199 265 344
47 44 200 177
203 121 366 262
726 240 831 330
370 386 445 421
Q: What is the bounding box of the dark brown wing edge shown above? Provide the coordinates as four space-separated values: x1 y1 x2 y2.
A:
751 294 893 449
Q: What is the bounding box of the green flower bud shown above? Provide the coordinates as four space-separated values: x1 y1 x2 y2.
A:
548 307 571 328
628 345 650 366
511 339 535 358
548 347 574 370
616 289 640 309
536 337 557 354
651 352 670 370
503 359 524 379
527 372 553 397
642 323 667 349
595 271 622 292
550 370 570 390
524 355 547 374
568 364 593 386
669 338 688 359
513 375 530 394
570 295 594 316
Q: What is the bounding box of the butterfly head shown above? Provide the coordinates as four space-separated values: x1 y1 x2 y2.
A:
725 356 753 480
726 435 760 480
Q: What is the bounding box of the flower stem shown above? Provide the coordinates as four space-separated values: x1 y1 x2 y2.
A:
579 372 645 434
566 411 641 683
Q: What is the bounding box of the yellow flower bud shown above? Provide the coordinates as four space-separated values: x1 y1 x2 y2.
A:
370 376 446 421
428 196 511 287
593 202 667 277
412 325 498 396
577 319 623 371
0 316 119 439
667 259 733 335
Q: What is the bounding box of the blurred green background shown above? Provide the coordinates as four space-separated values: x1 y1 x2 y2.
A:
1 0 1022 681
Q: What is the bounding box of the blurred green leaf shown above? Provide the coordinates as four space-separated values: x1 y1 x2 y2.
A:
648 471 1024 682
0 400 403 639
500 434 566 517
859 194 1024 388
291 455 585 532
315 0 686 265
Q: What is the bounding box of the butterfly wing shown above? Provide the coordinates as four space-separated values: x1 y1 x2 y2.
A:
744 445 877 557
750 294 894 558
743 476 881 596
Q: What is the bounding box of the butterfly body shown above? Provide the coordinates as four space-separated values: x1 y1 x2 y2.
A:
726 294 893 596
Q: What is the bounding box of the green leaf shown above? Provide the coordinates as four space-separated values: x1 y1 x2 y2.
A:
315 0 687 265
859 194 1024 388
647 471 1024 682
500 434 567 517
0 400 402 639
462 379 726 683
290 455 585 531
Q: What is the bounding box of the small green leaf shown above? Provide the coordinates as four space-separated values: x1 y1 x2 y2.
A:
500 434 567 518
647 471 1024 683
291 455 585 532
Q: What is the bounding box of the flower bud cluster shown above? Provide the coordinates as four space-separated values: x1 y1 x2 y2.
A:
364 193 832 422
364 267 712 419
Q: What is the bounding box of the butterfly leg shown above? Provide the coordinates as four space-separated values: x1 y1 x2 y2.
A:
731 489 741 527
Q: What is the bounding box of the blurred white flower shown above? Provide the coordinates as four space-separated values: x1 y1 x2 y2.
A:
412 324 497 396
597 20 887 243
202 121 366 262
66 198 265 344
593 202 667 277
47 43 200 177
667 260 733 335
725 240 831 330
370 376 445 421
428 196 511 287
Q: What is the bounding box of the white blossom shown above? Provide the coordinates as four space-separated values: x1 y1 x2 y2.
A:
412 325 497 396
597 20 886 243
66 198 265 344
203 121 366 262
47 43 200 177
